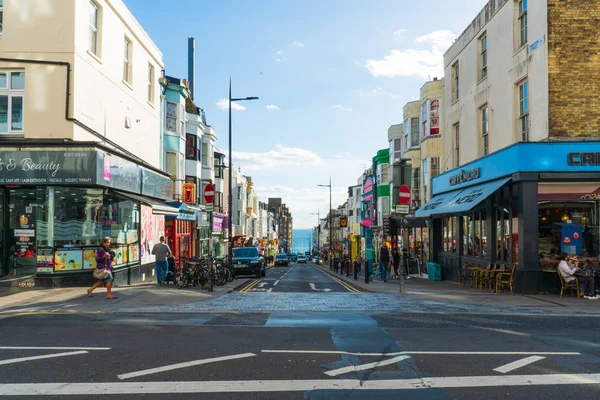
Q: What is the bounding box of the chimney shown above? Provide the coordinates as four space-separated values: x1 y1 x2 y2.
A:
433 77 438 81
188 37 195 100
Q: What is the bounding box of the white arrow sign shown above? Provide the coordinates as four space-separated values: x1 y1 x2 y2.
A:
257 282 268 288
309 283 332 292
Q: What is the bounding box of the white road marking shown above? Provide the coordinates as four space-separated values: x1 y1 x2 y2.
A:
117 353 256 380
493 356 547 374
6 373 600 394
309 283 332 292
257 282 268 288
250 288 273 292
273 280 280 286
0 346 110 351
325 355 411 376
0 351 88 366
262 350 580 356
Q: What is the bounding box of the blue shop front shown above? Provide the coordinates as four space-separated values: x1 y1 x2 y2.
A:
416 141 600 294
0 144 176 286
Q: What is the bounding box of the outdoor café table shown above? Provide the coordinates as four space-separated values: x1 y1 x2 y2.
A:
540 268 560 294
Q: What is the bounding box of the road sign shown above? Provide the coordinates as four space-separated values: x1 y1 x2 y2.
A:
205 204 214 212
395 205 410 214
204 183 215 203
399 185 411 205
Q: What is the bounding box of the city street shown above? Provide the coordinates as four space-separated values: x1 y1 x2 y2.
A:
1 262 600 399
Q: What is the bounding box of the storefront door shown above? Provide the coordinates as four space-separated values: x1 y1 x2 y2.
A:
7 188 37 275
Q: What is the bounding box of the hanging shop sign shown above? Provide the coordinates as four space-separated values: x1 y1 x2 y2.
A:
182 183 196 204
449 167 480 186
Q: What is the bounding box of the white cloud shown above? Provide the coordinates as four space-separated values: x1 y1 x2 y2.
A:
216 98 246 111
331 104 352 112
292 41 305 48
275 56 288 63
334 151 352 159
265 104 281 111
356 87 384 96
393 28 407 36
232 145 322 171
365 29 455 79
275 50 283 55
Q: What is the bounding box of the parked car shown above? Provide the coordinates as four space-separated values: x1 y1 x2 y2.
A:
290 253 298 262
297 255 307 263
275 253 290 267
232 247 266 277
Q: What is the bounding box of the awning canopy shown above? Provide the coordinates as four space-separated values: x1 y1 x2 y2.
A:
416 178 511 218
166 202 203 221
111 190 179 217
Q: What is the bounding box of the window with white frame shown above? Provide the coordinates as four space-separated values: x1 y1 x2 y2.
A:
421 101 428 139
165 101 177 133
481 106 489 155
410 117 420 147
518 0 528 47
165 151 177 177
430 99 440 135
422 159 429 202
202 143 209 167
454 123 460 167
123 37 132 84
393 138 402 159
147 64 154 104
519 80 529 141
451 61 459 102
431 157 440 179
403 119 409 152
479 34 487 80
0 71 25 133
412 167 421 207
0 0 4 38
88 1 99 55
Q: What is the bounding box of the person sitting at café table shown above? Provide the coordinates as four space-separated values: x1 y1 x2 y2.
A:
559 254 599 300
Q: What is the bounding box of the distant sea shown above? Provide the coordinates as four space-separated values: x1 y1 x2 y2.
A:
292 229 313 254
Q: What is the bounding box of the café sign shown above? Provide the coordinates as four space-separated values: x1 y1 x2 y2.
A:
449 167 480 186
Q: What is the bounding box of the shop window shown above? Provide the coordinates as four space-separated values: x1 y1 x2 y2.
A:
0 70 25 133
495 207 513 263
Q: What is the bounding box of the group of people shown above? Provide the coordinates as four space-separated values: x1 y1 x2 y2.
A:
558 253 599 300
87 236 174 298
377 243 410 283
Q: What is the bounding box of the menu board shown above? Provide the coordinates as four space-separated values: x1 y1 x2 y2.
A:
37 247 54 273
54 249 83 271
83 249 97 270
14 228 35 259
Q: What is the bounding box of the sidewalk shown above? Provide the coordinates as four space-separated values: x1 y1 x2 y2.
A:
315 263 600 312
0 277 251 315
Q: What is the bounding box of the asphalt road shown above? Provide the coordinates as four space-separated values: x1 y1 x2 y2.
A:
1 262 600 399
234 262 362 293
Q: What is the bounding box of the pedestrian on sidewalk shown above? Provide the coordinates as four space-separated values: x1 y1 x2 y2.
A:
392 248 400 279
87 237 117 299
379 243 391 283
152 236 173 285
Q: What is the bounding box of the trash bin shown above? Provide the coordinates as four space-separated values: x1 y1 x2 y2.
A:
428 262 441 281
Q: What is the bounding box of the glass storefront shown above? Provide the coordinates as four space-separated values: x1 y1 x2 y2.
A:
2 187 141 275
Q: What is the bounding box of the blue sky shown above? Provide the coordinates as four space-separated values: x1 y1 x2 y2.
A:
124 0 487 229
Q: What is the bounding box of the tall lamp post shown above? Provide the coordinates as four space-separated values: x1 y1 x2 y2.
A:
318 178 332 270
311 211 320 252
228 78 258 271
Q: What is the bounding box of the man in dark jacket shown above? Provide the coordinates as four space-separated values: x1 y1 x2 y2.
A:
379 243 391 283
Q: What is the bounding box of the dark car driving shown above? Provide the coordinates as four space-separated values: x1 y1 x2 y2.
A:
232 247 266 277
274 253 289 267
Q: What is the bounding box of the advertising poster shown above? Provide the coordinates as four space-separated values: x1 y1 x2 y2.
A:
129 244 140 263
113 245 129 267
14 228 36 258
83 249 97 270
54 249 83 271
140 205 153 263
36 247 55 273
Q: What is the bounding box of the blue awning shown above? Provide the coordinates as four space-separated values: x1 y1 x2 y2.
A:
415 178 511 218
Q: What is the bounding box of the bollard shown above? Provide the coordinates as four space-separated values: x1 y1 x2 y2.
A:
364 261 369 284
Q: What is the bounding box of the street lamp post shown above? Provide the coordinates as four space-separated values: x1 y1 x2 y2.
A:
227 78 258 273
318 178 332 271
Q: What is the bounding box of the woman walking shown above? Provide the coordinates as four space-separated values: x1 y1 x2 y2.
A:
87 237 117 299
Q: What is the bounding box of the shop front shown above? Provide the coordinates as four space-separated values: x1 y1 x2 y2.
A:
417 141 600 294
165 203 201 261
0 145 174 286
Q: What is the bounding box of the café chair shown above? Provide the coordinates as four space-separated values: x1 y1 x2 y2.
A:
557 269 580 299
458 263 475 288
495 265 517 294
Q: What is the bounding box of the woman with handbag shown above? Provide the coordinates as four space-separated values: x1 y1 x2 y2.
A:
87 237 117 299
